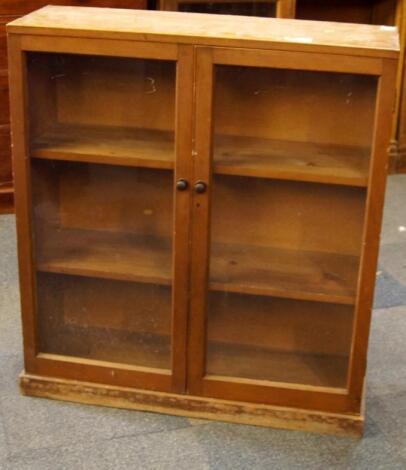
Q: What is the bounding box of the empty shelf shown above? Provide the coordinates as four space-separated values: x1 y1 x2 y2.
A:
210 241 359 304
37 228 172 285
37 227 358 304
31 124 175 169
207 341 348 388
214 134 370 186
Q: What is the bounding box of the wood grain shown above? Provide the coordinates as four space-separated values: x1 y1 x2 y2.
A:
187 46 214 397
35 226 357 304
211 175 366 256
37 228 173 285
214 65 377 149
207 293 354 356
276 0 296 18
32 124 175 169
0 71 9 126
210 241 358 304
32 160 174 238
0 181 13 213
0 181 13 194
0 124 12 186
8 33 39 370
214 134 370 186
7 6 399 58
20 373 364 437
31 125 370 186
348 58 398 400
171 44 194 392
206 341 348 388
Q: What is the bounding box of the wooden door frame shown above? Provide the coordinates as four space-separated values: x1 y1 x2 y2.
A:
347 58 398 398
188 45 396 414
277 0 296 18
8 33 194 394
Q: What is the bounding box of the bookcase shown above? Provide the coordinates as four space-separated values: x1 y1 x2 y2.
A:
8 6 398 436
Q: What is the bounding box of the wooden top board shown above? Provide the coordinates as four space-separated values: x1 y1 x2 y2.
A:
7 5 399 58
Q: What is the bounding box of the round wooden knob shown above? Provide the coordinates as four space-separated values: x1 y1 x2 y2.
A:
176 179 188 191
194 181 207 194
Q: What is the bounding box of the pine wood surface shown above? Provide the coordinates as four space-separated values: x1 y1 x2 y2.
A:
213 134 370 186
206 341 348 388
20 373 364 437
35 226 358 304
210 241 359 304
31 141 366 306
32 125 175 169
31 124 369 186
37 228 173 285
7 6 399 58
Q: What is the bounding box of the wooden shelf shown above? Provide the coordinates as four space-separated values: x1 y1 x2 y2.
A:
31 125 369 187
52 326 171 371
214 134 370 187
44 293 349 386
89 331 170 370
37 228 357 304
37 228 172 285
0 182 14 214
207 341 348 388
210 242 358 305
0 182 13 195
31 124 175 170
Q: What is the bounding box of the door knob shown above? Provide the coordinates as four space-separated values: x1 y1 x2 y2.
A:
194 181 207 194
176 179 189 191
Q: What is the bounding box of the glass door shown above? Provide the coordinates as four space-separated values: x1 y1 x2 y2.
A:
189 47 379 411
25 45 193 393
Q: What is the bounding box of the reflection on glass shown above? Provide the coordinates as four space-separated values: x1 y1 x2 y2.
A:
28 53 176 370
206 65 378 387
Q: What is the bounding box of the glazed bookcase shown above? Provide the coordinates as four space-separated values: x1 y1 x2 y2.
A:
7 6 398 436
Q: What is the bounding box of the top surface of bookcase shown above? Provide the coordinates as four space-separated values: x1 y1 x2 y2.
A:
7 5 399 58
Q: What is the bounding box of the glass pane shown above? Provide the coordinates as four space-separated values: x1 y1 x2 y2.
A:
28 53 176 371
28 53 175 170
207 294 353 387
206 65 377 388
212 66 377 186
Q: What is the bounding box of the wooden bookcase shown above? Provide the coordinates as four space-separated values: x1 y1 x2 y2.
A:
8 6 398 436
